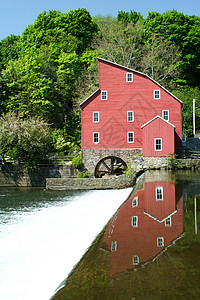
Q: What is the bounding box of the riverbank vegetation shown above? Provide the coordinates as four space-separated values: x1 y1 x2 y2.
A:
0 9 200 165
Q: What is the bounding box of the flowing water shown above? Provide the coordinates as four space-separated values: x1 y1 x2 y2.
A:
52 170 200 300
0 187 132 300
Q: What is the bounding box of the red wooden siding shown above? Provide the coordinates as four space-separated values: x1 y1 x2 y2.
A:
142 116 175 157
81 58 182 154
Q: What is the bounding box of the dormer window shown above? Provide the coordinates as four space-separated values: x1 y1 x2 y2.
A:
154 90 160 99
101 91 107 100
126 73 133 82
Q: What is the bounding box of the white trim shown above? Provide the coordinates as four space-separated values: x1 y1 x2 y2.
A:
127 131 134 143
93 111 99 123
126 72 133 82
93 132 99 144
162 110 169 121
97 57 182 104
143 210 177 223
141 115 175 129
101 90 107 100
127 111 134 122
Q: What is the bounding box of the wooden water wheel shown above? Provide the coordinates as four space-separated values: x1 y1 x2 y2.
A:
95 156 127 178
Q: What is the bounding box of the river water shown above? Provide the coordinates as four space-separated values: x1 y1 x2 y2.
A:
0 187 132 300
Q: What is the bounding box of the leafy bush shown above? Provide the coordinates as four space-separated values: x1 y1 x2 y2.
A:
72 155 83 170
0 112 52 168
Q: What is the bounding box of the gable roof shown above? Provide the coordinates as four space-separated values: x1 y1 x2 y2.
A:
141 115 176 129
97 57 183 105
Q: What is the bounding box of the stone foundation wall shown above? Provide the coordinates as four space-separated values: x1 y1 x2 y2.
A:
130 157 169 173
82 148 143 174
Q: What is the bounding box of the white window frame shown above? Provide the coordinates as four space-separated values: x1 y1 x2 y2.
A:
155 138 162 151
157 237 164 247
93 132 99 144
126 72 133 82
156 186 163 201
154 90 160 99
162 110 169 121
127 111 134 122
127 132 134 143
133 255 139 265
132 196 138 207
111 241 117 252
93 112 99 123
132 216 138 227
101 90 107 100
165 217 172 227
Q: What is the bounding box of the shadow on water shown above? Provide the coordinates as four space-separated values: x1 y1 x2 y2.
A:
52 170 200 300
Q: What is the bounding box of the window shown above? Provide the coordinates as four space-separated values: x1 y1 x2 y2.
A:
101 90 107 100
127 111 134 122
111 241 117 251
126 73 133 82
128 132 134 143
132 216 138 227
133 255 139 265
109 229 113 234
93 132 99 144
165 217 171 227
157 237 164 247
155 138 162 151
154 90 160 99
132 196 138 207
162 110 169 121
93 112 99 123
156 186 163 201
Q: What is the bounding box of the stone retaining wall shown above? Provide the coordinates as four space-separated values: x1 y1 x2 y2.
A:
46 174 136 190
0 163 77 187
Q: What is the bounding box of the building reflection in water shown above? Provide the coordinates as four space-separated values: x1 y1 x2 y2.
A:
101 173 184 278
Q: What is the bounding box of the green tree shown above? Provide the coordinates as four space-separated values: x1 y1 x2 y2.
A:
172 86 200 137
2 9 98 126
0 112 52 167
143 10 200 87
0 34 20 71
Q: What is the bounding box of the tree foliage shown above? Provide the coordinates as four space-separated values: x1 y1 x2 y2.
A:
0 112 52 167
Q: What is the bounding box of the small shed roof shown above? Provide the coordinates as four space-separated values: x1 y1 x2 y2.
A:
141 115 176 129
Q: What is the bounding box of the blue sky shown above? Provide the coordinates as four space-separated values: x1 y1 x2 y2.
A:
1 0 200 41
